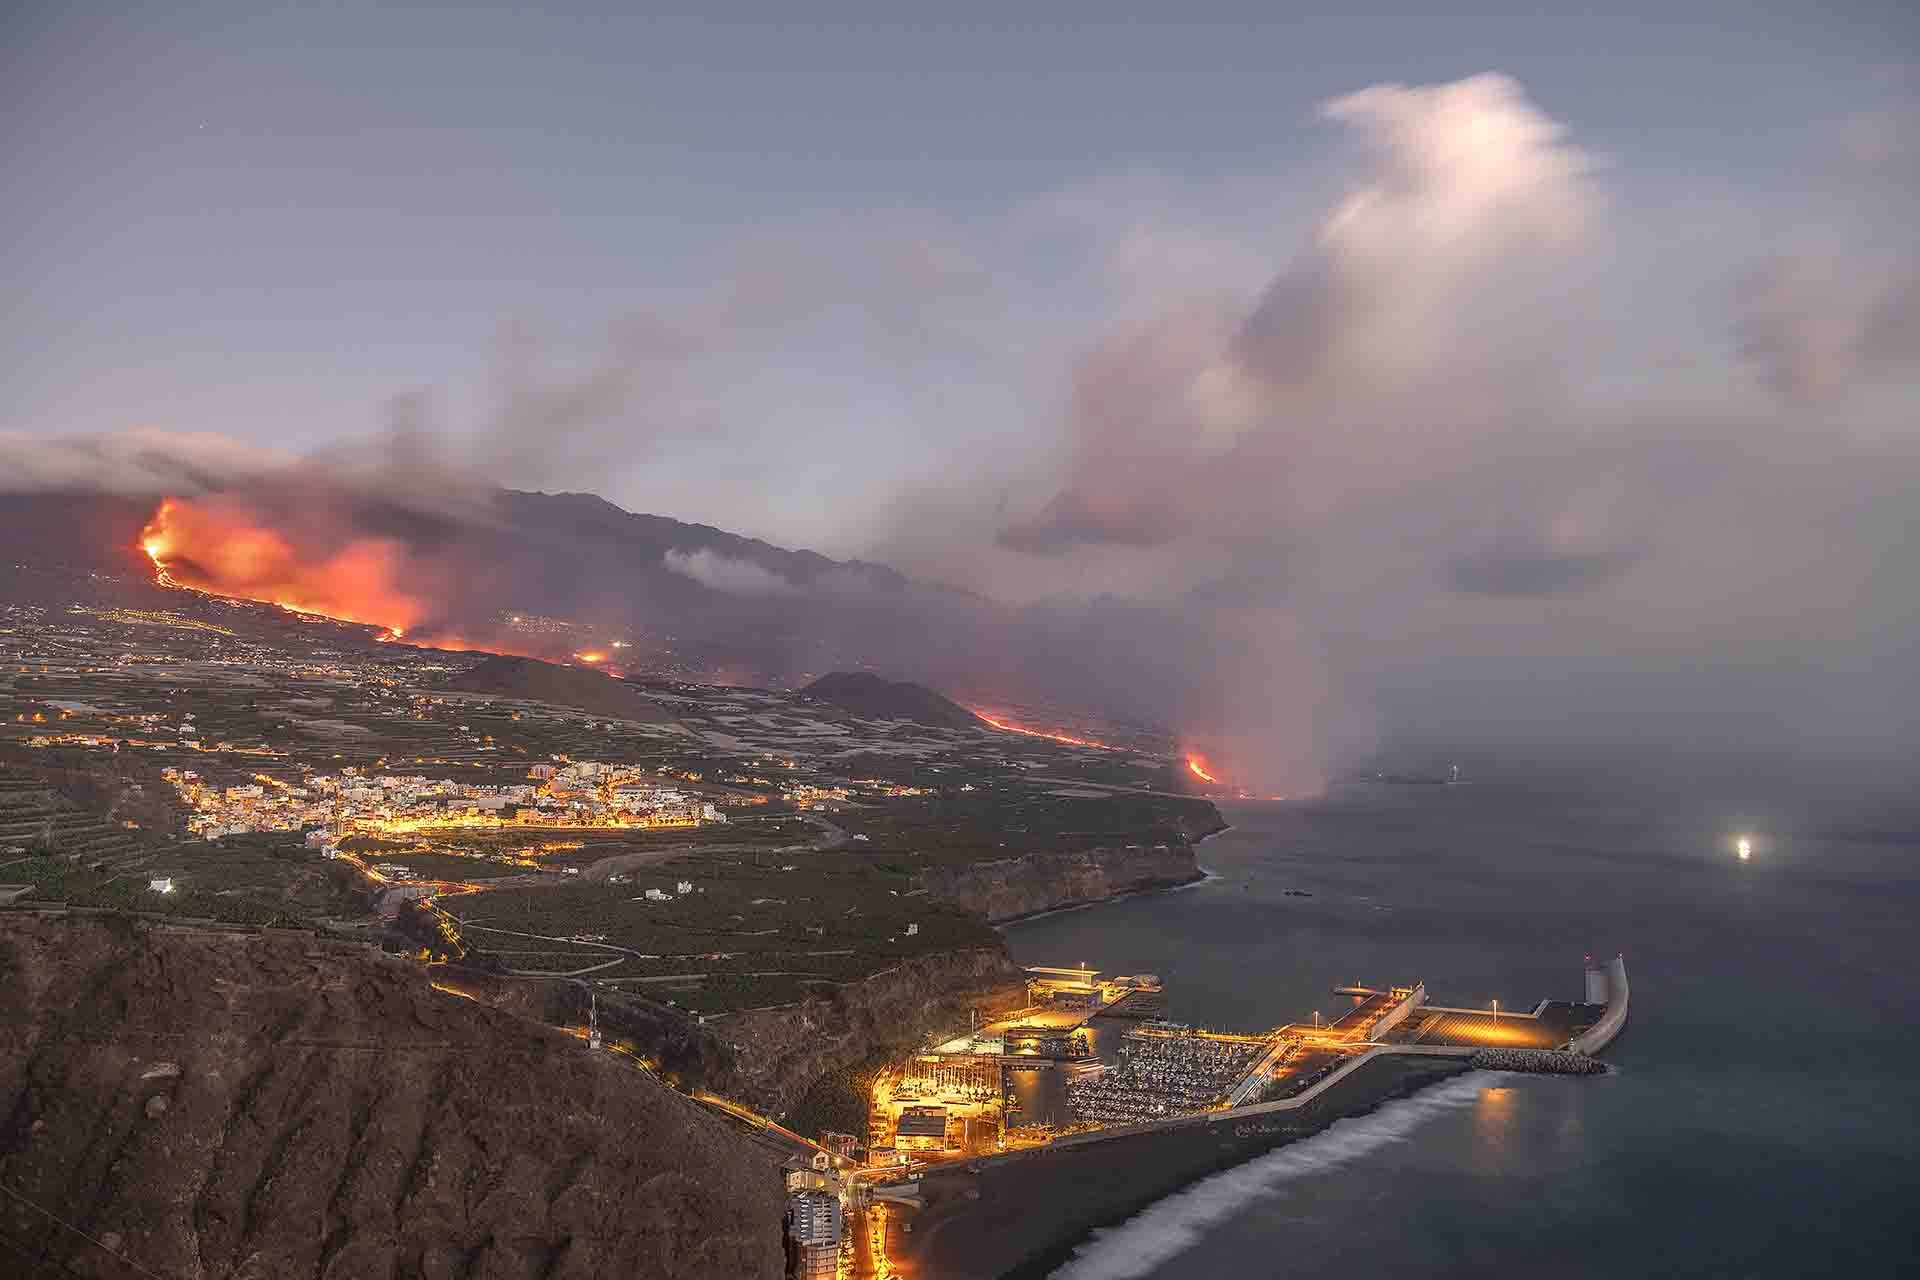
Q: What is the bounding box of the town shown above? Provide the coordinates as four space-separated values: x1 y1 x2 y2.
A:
164 760 725 841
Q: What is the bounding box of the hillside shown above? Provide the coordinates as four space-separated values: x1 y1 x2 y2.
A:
800 671 982 729
442 654 676 724
0 485 990 688
0 915 784 1279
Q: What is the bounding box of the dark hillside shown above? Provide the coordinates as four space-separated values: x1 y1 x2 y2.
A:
0 915 784 1279
800 671 981 729
442 654 676 724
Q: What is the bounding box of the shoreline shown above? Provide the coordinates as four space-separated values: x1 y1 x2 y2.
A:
991 866 1219 931
991 823 1233 931
906 816 1513 1277
895 1053 1474 1280
1195 821 1234 846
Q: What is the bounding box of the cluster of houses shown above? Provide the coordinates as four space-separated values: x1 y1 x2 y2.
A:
163 760 725 839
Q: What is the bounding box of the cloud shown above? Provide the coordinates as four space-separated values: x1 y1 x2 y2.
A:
662 547 798 596
956 71 1919 779
11 71 1918 788
1731 256 1920 403
0 428 293 496
1448 542 1643 598
1240 73 1593 382
998 487 1191 554
1002 73 1601 564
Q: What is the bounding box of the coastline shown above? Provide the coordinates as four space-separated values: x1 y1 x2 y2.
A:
991 865 1221 931
897 811 1631 1279
894 1053 1473 1280
990 821 1232 930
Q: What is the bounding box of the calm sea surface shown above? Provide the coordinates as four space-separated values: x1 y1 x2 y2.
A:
1006 775 1920 1278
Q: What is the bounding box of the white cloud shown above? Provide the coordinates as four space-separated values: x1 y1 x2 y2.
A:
662 547 797 596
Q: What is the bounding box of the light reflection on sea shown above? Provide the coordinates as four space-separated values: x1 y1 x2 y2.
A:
1007 777 1920 1277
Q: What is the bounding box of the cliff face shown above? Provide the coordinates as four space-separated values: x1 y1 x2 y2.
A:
714 844 1219 1119
717 947 1027 1116
911 844 1204 923
0 915 785 1280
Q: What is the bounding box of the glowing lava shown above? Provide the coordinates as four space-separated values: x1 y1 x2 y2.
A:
141 497 426 634
1186 754 1220 784
574 651 607 664
971 710 1113 750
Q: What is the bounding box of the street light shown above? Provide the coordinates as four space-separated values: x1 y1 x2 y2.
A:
1491 999 1499 1020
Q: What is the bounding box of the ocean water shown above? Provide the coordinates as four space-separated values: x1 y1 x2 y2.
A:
1006 775 1920 1278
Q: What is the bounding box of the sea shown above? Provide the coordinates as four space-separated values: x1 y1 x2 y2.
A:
1004 770 1920 1278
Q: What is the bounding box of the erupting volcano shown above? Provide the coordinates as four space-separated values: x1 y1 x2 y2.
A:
137 496 640 672
141 497 424 637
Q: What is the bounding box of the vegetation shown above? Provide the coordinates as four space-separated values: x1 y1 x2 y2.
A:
781 1050 891 1139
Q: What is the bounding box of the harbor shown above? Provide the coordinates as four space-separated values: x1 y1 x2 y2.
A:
836 954 1628 1277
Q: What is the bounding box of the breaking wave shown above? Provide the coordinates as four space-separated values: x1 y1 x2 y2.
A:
1049 1070 1496 1279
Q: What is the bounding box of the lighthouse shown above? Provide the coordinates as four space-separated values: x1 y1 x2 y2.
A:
1584 954 1610 1005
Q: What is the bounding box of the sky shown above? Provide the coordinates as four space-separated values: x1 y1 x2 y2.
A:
4 2 1918 784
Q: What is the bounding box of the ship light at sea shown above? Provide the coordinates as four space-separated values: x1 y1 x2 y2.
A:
1736 836 1752 861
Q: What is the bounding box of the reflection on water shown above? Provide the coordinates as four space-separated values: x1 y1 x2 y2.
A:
1004 1062 1068 1128
1472 1084 1514 1165
1011 781 1920 1278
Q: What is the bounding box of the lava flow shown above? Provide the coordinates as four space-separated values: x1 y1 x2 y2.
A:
141 497 427 635
971 710 1114 750
1185 754 1221 784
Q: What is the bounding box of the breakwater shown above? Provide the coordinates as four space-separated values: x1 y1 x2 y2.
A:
1570 954 1630 1054
1469 1047 1608 1074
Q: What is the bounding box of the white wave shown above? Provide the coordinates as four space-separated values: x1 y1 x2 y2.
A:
1050 1071 1496 1280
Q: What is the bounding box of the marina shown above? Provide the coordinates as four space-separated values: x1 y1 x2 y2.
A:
847 953 1628 1276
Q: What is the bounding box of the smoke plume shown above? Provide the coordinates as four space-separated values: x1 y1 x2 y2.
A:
6 72 1918 789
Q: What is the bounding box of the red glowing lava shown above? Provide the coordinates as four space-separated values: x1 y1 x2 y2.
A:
138 497 553 662
1186 754 1220 784
141 497 426 633
971 710 1114 750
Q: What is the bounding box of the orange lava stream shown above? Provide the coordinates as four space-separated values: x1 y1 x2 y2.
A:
1186 754 1220 784
140 497 425 634
137 496 594 666
970 709 1114 750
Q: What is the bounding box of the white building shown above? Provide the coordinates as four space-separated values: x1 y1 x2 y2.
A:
788 1191 842 1246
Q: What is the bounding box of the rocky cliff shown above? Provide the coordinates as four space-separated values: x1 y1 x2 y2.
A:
911 843 1206 923
0 914 785 1280
714 837 1225 1124
716 946 1027 1118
